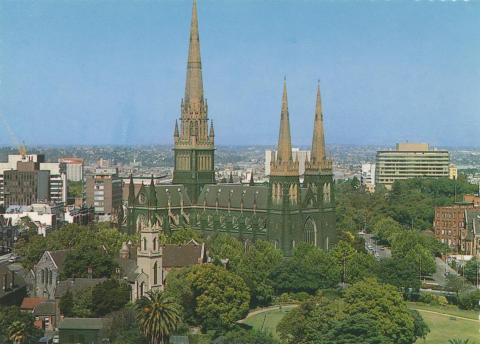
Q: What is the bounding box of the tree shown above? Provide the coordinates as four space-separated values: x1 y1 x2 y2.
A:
166 228 203 245
208 234 244 269
59 290 74 317
378 256 421 291
343 278 416 344
323 314 390 344
464 258 479 285
92 279 131 316
188 264 250 331
270 244 340 293
62 248 117 279
410 309 430 341
135 290 182 344
8 321 25 344
234 240 282 307
106 306 148 344
446 275 470 297
0 306 43 344
372 217 402 245
164 268 195 324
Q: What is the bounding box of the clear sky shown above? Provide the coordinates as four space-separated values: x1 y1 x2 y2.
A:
0 0 479 147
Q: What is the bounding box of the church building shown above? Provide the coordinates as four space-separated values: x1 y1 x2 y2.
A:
127 0 336 255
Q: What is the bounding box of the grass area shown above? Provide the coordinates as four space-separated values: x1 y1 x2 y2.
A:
414 309 479 344
243 307 293 339
408 302 478 320
243 303 479 343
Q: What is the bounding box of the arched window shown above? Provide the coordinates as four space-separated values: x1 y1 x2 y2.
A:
49 270 53 285
143 237 147 251
304 218 317 246
153 262 158 285
41 270 45 284
153 237 157 251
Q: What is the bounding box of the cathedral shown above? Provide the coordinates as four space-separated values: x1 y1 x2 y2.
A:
127 0 336 255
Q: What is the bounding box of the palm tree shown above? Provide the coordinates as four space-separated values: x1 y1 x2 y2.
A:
8 321 26 344
135 289 182 344
448 339 476 344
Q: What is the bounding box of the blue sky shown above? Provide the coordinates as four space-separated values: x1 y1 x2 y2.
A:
0 0 479 147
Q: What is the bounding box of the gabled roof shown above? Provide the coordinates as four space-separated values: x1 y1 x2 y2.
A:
46 249 70 272
54 278 107 299
163 242 205 268
136 185 192 208
34 300 56 315
20 297 47 311
58 317 109 330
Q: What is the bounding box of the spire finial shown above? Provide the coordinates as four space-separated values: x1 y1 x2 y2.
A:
184 0 204 106
311 82 326 164
277 79 293 163
174 119 179 137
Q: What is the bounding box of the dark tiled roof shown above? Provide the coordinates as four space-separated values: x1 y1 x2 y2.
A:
54 278 107 299
115 256 139 282
58 317 109 330
163 243 205 268
197 184 269 210
48 250 70 272
34 300 56 315
136 185 192 208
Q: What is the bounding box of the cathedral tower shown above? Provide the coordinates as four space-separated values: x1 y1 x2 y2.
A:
269 79 301 254
173 0 215 202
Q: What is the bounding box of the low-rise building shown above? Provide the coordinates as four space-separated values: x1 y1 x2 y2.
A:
3 203 64 235
0 264 26 306
64 205 95 225
361 163 376 192
464 194 480 207
58 318 110 344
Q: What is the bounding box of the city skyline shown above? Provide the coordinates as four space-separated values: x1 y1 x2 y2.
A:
0 0 479 147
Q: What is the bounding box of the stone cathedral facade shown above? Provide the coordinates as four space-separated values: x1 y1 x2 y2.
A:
127 0 336 255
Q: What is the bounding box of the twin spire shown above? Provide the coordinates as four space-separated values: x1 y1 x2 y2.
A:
185 0 203 106
272 79 329 176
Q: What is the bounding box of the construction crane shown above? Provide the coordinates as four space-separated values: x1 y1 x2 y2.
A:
0 112 27 158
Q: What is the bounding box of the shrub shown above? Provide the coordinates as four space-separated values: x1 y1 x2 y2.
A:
458 289 480 310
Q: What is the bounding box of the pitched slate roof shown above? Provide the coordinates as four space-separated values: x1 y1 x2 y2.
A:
163 242 205 268
34 300 56 315
136 185 192 208
47 250 70 272
115 256 139 282
197 184 269 210
58 317 109 330
54 278 107 299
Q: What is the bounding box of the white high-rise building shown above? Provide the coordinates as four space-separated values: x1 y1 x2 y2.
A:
361 163 376 192
59 158 84 182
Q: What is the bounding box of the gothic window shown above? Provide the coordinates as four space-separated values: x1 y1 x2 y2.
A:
304 218 317 246
153 262 158 285
143 237 147 251
41 270 45 284
153 238 157 251
140 282 144 297
49 270 53 285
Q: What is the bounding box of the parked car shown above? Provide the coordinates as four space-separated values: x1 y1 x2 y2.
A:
8 255 20 263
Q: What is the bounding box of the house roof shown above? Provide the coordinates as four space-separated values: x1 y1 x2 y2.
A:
47 249 70 272
34 300 56 315
163 242 205 268
58 317 109 330
54 278 107 299
20 297 47 310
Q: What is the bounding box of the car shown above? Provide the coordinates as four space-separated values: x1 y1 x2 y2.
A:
380 247 385 251
367 245 373 250
8 255 20 263
52 335 59 344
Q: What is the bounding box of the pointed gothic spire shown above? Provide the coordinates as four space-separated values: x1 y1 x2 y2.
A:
249 171 255 186
174 120 179 137
128 174 135 205
276 78 293 163
184 0 204 106
209 119 215 137
148 175 157 207
311 82 326 163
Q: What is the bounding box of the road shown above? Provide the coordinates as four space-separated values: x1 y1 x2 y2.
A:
361 232 391 259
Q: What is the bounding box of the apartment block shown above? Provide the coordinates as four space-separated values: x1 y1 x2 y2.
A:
375 143 450 189
86 168 123 216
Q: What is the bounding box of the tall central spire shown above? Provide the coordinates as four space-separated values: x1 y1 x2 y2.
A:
311 82 326 163
277 78 293 163
184 0 204 106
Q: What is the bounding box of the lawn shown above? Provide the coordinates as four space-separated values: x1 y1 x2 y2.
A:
243 306 294 339
414 309 479 344
243 303 479 343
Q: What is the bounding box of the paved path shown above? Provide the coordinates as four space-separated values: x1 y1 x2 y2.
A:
410 307 480 323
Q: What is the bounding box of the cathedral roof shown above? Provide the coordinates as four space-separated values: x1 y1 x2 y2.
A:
197 184 269 210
